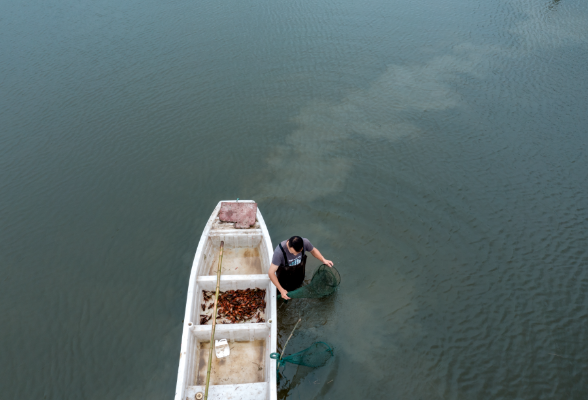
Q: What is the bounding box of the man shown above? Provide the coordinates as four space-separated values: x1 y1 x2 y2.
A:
268 236 333 300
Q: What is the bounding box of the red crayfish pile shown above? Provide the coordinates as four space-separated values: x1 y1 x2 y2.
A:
200 288 266 325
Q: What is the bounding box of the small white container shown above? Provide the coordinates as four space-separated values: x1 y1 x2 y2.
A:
215 339 230 358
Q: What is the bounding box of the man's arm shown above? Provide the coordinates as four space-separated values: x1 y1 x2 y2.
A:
268 263 291 300
310 248 334 267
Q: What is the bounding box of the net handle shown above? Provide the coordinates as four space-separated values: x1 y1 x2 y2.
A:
281 318 301 361
270 317 301 377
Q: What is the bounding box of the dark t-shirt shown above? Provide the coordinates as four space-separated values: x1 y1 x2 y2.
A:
271 238 314 267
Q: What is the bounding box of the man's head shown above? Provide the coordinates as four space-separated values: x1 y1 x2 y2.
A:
287 236 304 254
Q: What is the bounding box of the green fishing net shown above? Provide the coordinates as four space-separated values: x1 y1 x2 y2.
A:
280 264 341 299
270 342 334 381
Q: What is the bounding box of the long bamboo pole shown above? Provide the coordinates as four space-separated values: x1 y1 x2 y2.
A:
204 241 224 400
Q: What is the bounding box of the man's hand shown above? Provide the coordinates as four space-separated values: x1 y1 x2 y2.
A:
323 259 334 267
279 288 290 300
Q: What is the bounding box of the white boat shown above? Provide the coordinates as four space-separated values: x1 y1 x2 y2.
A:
175 200 277 400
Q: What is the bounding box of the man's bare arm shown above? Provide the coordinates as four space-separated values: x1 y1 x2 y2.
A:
310 248 334 267
268 263 290 299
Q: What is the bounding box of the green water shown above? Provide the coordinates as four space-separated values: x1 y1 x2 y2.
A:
1 0 587 398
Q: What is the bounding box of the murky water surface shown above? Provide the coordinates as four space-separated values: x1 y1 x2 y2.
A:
1 0 588 398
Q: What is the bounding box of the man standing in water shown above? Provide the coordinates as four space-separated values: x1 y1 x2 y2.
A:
268 236 333 300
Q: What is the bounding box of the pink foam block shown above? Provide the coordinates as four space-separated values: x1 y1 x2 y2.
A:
218 202 257 229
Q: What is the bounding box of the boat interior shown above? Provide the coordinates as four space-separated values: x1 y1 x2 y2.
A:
203 232 269 276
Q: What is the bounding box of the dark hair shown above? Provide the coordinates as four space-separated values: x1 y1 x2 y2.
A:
288 236 304 252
